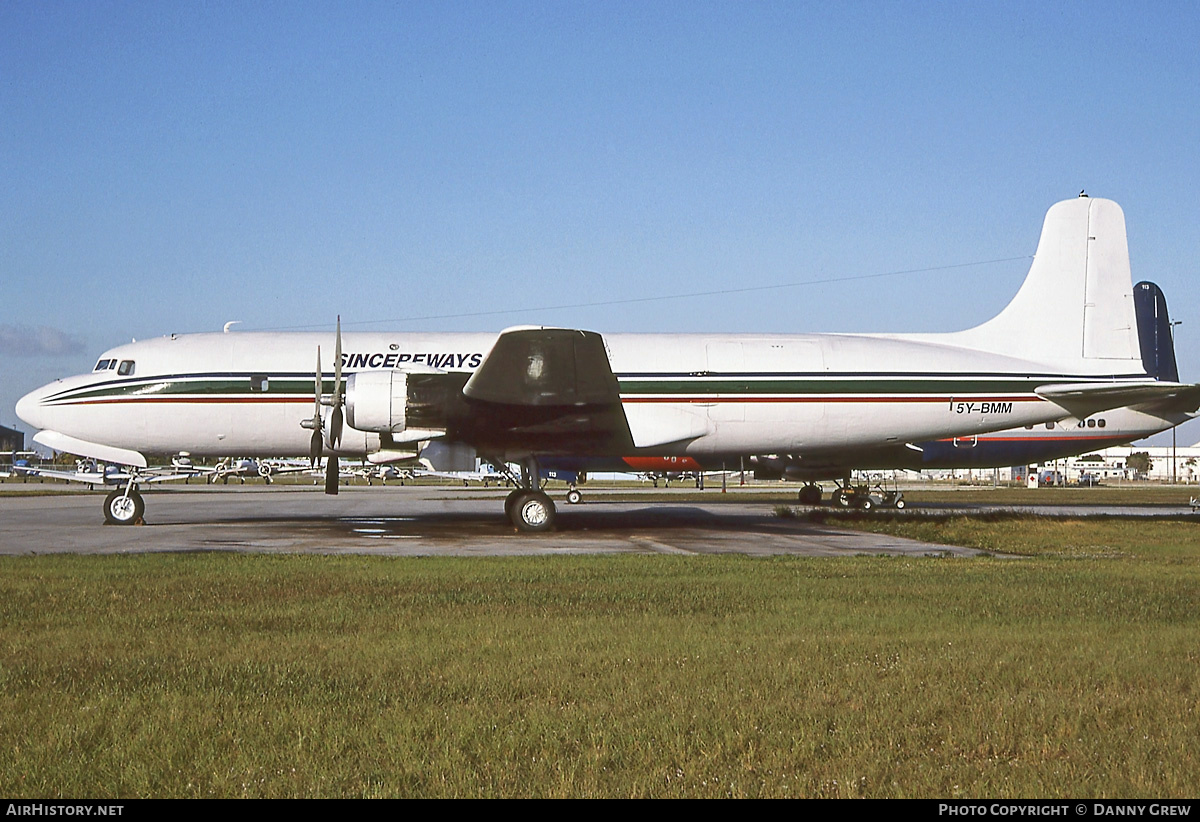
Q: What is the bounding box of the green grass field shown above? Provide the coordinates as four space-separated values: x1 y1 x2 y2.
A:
2 516 1198 798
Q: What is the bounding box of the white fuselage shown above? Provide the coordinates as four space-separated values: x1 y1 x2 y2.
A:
16 327 1133 462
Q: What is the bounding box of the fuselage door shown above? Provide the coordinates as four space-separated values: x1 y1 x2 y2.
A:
705 342 745 422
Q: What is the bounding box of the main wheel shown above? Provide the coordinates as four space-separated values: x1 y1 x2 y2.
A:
104 489 144 525
566 488 583 505
797 484 822 505
510 491 556 532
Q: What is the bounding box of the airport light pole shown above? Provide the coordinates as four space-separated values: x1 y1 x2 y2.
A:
1171 320 1183 484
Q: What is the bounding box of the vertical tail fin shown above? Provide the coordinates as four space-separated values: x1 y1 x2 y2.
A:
944 196 1143 373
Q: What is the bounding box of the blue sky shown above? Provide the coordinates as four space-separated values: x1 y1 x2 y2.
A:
3 1 1199 444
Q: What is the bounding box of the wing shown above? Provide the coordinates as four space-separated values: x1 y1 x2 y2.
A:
451 327 636 454
456 327 709 452
463 327 621 406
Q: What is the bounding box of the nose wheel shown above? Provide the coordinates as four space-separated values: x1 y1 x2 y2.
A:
103 489 145 525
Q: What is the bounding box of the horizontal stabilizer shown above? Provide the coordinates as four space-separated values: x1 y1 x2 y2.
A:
1133 384 1200 415
1035 381 1199 416
464 328 621 406
33 430 149 468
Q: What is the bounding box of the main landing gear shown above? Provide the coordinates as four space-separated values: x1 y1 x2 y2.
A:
796 484 822 505
494 458 558 532
829 478 905 511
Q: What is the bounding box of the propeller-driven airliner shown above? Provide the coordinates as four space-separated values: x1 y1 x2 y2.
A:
16 196 1196 529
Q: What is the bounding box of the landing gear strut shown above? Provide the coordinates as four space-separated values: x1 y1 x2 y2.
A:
493 457 558 532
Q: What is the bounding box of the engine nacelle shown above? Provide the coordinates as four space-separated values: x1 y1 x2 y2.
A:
749 454 785 481
345 371 409 433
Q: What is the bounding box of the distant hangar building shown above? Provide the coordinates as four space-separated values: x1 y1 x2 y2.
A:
0 425 24 452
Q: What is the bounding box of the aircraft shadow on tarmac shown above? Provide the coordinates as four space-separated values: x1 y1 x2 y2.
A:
146 503 846 540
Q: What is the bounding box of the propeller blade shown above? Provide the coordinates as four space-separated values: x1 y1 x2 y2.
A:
331 316 343 448
306 345 324 467
314 345 323 419
309 429 322 468
330 405 343 450
324 457 339 495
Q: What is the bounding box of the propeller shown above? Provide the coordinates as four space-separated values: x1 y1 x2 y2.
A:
323 318 345 496
297 318 344 494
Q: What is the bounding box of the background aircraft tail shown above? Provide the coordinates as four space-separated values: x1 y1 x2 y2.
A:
1133 280 1179 382
942 196 1146 373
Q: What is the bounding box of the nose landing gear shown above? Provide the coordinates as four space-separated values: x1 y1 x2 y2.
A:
103 479 145 525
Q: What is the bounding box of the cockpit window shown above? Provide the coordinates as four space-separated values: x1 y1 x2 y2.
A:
94 359 115 372
117 360 135 376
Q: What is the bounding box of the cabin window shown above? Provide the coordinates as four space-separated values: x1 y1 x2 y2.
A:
249 375 269 393
1086 419 1096 428
1045 421 1055 430
117 360 135 376
1097 418 1106 428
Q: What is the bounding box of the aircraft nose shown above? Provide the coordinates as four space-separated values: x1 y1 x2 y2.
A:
15 384 50 431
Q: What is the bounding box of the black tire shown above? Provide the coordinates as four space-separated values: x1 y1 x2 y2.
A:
894 498 906 510
797 485 822 505
510 491 556 532
857 496 874 512
504 488 524 521
104 490 144 525
831 488 851 508
566 488 583 505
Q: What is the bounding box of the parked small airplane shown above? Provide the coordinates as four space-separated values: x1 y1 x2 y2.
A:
16 196 1196 529
412 464 510 486
0 452 39 480
189 457 312 484
13 459 202 497
344 463 409 485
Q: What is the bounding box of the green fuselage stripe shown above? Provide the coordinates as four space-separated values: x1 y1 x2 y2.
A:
45 373 1104 405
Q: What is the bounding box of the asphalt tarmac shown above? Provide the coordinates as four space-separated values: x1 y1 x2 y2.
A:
3 484 1193 558
0 484 983 557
